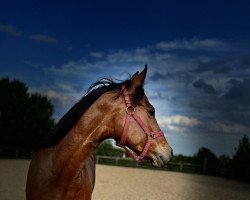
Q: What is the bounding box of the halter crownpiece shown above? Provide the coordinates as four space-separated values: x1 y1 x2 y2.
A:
117 85 164 162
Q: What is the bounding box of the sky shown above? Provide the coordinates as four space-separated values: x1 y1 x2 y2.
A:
1 0 250 156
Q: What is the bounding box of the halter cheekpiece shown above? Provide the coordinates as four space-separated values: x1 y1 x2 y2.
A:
117 85 164 162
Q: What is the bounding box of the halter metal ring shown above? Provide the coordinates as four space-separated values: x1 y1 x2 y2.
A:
126 106 135 114
149 132 154 139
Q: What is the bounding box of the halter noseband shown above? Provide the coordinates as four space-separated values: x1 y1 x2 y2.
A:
117 85 164 162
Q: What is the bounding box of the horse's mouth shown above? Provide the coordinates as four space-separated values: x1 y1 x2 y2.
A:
146 154 170 168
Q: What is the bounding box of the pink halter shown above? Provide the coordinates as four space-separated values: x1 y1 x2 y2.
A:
117 85 164 162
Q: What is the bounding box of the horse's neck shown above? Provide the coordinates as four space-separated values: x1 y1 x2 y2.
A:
51 100 112 187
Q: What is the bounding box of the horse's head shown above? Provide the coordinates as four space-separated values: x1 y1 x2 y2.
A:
111 65 172 167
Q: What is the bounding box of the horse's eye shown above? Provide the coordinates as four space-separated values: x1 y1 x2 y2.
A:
148 110 155 117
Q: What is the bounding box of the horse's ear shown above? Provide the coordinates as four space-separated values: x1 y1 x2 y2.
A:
131 64 148 88
131 71 139 79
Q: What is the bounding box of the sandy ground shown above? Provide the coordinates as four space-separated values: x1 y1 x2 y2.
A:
1 159 250 200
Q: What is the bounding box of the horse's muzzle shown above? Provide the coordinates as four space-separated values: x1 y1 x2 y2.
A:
151 147 173 167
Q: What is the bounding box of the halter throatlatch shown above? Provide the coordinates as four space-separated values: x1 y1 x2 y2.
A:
117 85 164 162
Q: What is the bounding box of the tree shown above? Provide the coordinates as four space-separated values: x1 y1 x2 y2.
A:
218 154 232 177
194 147 220 175
0 78 55 148
232 135 250 182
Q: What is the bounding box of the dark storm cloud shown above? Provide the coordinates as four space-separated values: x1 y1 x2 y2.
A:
239 55 250 69
193 79 217 94
194 60 232 74
223 78 250 105
150 72 194 84
190 78 250 127
150 72 167 81
177 73 195 84
227 79 241 85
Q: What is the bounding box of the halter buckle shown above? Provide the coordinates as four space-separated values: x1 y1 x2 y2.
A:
125 106 135 114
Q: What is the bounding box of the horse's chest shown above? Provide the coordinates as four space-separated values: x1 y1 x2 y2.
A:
56 159 96 199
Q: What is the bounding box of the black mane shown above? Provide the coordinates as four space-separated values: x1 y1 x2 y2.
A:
39 77 136 148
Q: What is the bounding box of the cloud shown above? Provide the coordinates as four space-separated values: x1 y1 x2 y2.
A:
42 38 250 131
45 83 84 120
239 54 250 69
227 79 241 85
189 77 250 129
147 90 164 100
106 48 151 64
150 71 195 85
194 60 232 74
150 72 166 81
24 60 44 69
223 78 250 105
46 49 151 79
30 34 58 43
0 24 22 36
156 38 228 51
47 90 72 106
158 115 250 135
47 60 94 78
46 38 229 83
90 51 104 58
43 38 232 122
208 122 250 134
193 79 217 94
158 115 202 130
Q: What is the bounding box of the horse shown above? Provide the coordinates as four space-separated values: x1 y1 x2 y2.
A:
26 65 173 200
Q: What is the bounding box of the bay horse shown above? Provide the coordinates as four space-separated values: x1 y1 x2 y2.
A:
26 65 173 200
